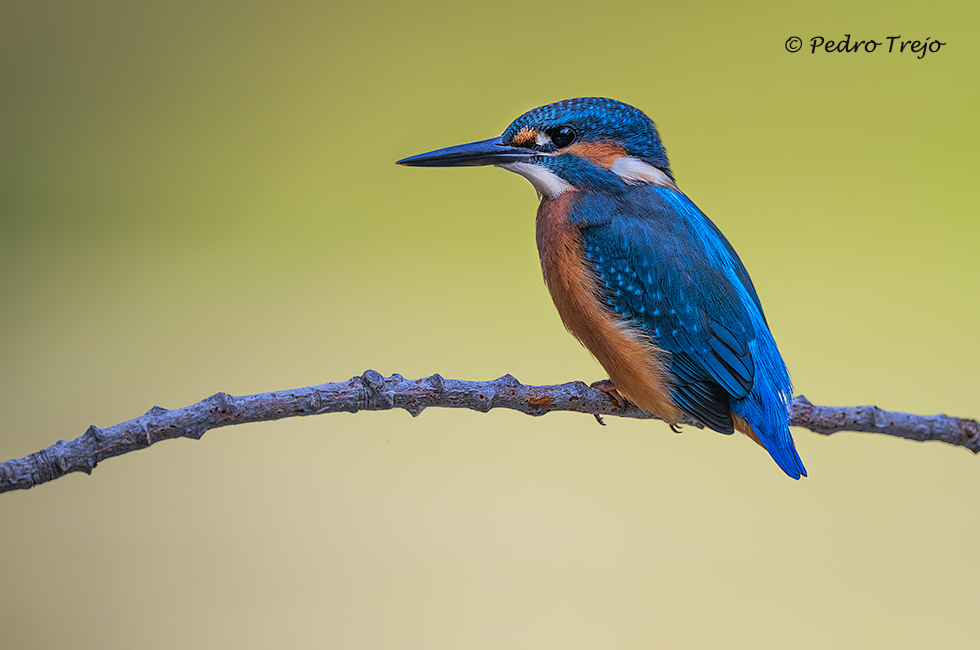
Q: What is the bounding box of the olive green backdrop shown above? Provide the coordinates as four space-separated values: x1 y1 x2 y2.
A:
1 0 977 648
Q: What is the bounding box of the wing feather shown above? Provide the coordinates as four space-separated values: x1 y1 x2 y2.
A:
577 188 758 433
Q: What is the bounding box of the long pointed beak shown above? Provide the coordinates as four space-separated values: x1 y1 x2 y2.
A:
396 136 533 167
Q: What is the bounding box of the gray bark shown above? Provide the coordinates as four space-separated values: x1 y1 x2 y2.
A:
2 371 977 493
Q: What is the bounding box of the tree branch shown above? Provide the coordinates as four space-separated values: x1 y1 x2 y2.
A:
2 371 977 493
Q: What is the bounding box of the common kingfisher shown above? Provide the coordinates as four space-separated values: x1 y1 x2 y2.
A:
397 98 806 479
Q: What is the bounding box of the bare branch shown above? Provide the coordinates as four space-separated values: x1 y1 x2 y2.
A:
2 371 977 494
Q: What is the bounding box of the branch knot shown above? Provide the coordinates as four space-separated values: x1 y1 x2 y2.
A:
359 370 394 410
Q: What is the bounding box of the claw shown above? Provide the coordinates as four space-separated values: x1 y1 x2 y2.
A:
590 379 626 409
670 424 683 434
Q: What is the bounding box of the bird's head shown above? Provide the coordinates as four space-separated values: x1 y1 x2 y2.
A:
397 97 675 199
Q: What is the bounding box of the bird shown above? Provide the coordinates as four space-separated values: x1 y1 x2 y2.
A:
397 97 806 479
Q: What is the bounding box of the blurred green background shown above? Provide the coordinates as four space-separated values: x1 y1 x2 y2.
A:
1 0 977 647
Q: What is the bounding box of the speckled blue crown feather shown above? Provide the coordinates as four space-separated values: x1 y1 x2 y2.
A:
501 97 672 177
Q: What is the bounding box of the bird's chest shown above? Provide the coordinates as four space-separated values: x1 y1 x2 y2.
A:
535 193 592 330
534 193 629 358
534 192 678 420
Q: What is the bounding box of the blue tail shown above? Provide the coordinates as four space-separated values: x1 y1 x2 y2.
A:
733 394 807 479
732 339 807 480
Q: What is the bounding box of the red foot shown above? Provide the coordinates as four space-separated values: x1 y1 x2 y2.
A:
590 379 626 409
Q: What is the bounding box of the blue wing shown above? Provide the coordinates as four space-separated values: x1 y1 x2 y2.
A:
573 185 806 478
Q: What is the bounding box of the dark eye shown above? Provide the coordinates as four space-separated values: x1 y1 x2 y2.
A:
550 126 576 148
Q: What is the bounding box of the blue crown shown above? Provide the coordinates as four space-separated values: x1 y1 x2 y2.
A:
501 97 672 176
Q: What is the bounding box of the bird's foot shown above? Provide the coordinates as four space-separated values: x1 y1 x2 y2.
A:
669 424 683 434
590 379 626 409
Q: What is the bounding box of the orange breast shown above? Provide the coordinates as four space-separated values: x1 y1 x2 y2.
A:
536 192 680 422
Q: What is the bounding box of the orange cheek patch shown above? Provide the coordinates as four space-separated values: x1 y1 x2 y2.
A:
563 141 628 168
511 127 539 146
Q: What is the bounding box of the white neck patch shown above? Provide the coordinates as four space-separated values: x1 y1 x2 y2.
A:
498 162 573 200
610 157 676 188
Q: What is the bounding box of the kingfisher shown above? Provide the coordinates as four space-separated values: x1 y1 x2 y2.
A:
397 98 806 479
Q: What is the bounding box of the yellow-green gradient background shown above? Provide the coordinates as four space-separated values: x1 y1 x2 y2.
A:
2 1 977 648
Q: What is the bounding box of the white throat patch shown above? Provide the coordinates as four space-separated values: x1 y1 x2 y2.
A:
498 162 573 200
610 157 676 188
